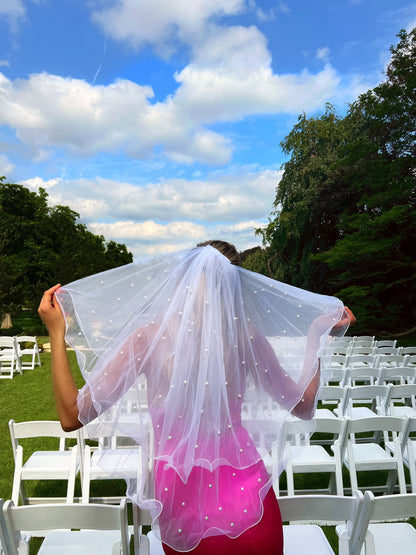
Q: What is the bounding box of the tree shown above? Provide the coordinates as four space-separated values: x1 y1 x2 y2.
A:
315 28 416 334
257 104 353 291
0 179 133 320
254 28 416 335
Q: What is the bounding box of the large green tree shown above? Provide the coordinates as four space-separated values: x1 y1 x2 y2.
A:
253 28 416 335
315 28 416 334
0 179 133 318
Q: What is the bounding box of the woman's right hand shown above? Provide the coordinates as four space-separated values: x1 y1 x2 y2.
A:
38 284 65 338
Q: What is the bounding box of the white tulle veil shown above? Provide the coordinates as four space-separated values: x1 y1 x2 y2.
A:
55 244 349 549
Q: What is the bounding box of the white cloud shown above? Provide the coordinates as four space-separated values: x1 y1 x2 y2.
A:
0 154 15 175
0 0 25 32
23 169 280 223
0 3 363 165
22 169 280 257
91 0 245 53
0 72 231 165
316 47 330 63
0 60 10 67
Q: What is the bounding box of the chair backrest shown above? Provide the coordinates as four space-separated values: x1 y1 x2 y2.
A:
3 499 129 555
318 385 347 405
346 414 408 436
378 354 407 368
278 491 364 554
375 340 397 349
385 383 416 413
342 385 390 417
347 354 377 368
353 336 375 346
9 419 80 457
344 367 381 386
379 366 416 385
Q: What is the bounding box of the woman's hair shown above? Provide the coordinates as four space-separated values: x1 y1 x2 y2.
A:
197 240 241 266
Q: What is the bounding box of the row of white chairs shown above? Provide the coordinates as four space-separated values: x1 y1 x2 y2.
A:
324 365 416 387
0 336 41 379
1 491 416 554
321 353 416 374
317 383 416 419
6 415 416 553
276 414 416 498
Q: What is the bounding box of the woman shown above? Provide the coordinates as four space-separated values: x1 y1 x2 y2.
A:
39 240 353 554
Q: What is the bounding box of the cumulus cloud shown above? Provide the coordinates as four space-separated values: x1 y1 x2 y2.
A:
316 47 330 63
0 2 361 165
23 169 280 223
23 169 280 257
91 0 245 53
0 154 15 175
0 72 232 164
0 0 25 32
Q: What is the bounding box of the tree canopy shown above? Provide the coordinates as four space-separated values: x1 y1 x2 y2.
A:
0 179 133 320
247 28 416 335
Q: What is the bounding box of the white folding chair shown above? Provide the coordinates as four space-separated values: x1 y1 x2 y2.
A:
82 419 149 504
343 366 381 387
0 337 22 378
278 492 364 555
3 498 132 555
400 346 416 356
352 336 375 347
8 420 82 505
347 354 377 369
14 336 41 370
336 385 390 419
375 339 397 350
384 384 416 418
316 385 348 419
342 415 408 495
284 417 347 496
377 354 407 368
379 366 416 385
353 490 416 555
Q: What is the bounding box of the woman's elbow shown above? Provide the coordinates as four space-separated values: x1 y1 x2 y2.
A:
59 414 83 432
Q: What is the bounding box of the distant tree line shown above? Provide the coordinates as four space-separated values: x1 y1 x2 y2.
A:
243 29 416 336
0 179 133 326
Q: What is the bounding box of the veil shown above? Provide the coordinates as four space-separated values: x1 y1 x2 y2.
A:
55 245 349 550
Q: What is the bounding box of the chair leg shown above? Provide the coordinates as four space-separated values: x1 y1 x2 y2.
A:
347 442 358 493
12 446 27 505
286 460 295 496
66 445 78 503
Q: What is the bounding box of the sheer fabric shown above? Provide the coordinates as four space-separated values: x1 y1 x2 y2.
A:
56 245 349 552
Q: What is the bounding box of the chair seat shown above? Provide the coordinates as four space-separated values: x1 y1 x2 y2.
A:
90 448 142 479
315 408 338 419
283 524 334 554
365 522 416 554
38 530 126 554
23 451 78 478
390 406 416 417
292 446 336 471
346 444 397 469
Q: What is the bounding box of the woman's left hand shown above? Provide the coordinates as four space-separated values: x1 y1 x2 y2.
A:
38 284 65 337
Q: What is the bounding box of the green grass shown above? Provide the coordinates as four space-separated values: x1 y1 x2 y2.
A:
1 348 416 553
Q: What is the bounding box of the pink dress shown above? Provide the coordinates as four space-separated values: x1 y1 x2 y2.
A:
151 402 272 551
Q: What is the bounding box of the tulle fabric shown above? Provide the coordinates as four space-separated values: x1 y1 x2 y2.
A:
55 245 349 552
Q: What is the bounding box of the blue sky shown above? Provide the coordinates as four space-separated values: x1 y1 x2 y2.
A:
1 0 415 258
